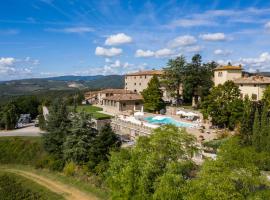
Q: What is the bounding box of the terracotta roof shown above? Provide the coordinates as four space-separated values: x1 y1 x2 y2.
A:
234 76 270 85
214 65 242 71
126 70 163 76
99 89 135 94
103 93 143 101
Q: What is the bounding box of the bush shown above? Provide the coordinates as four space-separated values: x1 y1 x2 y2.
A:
63 161 76 176
48 159 65 172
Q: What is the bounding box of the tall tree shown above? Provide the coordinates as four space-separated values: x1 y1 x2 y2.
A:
3 102 18 130
163 56 186 105
183 54 203 102
141 75 165 112
202 81 243 129
88 124 121 171
63 112 97 164
43 98 71 158
260 105 269 152
240 96 253 145
252 108 261 151
262 85 270 107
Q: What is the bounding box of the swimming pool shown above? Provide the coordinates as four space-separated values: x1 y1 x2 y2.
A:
144 116 194 128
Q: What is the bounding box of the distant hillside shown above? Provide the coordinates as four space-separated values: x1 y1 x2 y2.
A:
0 75 124 98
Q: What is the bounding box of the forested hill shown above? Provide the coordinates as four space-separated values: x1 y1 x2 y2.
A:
0 75 124 97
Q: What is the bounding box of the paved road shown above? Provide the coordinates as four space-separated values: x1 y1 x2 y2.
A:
0 124 44 137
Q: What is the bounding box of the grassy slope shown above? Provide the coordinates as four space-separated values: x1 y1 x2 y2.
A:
0 137 45 165
0 165 108 200
0 137 108 199
0 171 64 200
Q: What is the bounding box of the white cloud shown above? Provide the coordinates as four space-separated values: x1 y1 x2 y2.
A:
135 49 155 57
135 48 174 58
0 57 39 80
168 35 197 48
265 21 270 29
0 57 16 74
95 46 122 57
155 48 174 58
216 52 270 72
105 33 132 46
200 33 226 41
46 26 94 33
240 52 270 69
214 49 232 56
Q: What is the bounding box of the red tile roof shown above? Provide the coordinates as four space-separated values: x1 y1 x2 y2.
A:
126 70 163 76
103 93 143 101
214 65 242 71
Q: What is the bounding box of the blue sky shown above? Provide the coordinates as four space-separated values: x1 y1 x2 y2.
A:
1 0 270 80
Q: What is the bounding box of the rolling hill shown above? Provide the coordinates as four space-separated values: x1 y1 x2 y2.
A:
0 75 124 98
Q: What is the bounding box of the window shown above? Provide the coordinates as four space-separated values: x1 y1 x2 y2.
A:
218 72 223 77
134 83 136 85
123 103 126 107
134 76 136 79
145 75 147 79
254 84 257 87
125 83 127 85
134 89 137 92
139 83 141 86
140 76 142 79
251 94 257 100
135 102 140 105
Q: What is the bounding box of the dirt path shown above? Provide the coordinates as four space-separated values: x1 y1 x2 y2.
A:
5 169 99 200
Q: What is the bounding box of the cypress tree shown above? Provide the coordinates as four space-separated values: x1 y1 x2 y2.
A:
252 108 261 151
260 105 268 151
141 75 165 112
240 96 253 145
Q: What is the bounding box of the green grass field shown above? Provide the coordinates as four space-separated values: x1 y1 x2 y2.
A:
75 105 112 120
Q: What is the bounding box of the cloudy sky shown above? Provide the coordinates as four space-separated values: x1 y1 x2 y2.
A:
1 0 270 80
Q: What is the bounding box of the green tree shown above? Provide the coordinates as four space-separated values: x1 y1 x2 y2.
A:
88 124 121 172
262 85 270 107
63 112 97 164
252 108 261 151
141 75 165 112
106 125 197 200
43 98 71 158
239 96 253 145
3 102 18 130
260 105 269 152
185 137 270 200
163 56 186 105
202 81 243 129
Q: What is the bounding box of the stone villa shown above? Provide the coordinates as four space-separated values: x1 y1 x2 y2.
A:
214 65 270 100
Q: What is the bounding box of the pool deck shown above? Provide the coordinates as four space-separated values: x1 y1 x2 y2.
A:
143 112 217 141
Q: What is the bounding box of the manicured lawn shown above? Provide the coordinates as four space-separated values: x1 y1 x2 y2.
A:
76 105 112 120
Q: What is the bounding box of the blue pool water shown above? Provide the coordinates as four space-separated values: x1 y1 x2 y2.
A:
144 116 194 128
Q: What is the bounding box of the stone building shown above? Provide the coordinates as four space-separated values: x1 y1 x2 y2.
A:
214 65 270 100
125 70 175 102
102 93 143 114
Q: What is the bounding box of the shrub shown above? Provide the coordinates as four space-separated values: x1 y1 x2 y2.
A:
48 159 65 172
63 161 76 176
